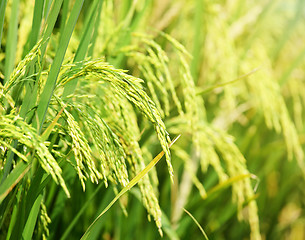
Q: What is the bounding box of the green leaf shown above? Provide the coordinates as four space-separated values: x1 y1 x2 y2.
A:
62 0 101 97
22 193 43 240
183 208 209 240
0 0 8 48
36 0 84 132
4 0 19 84
81 135 180 240
0 161 30 204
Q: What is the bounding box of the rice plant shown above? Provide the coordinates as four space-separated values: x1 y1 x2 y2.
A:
0 0 304 239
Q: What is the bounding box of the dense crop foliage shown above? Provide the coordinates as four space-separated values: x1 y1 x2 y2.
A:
1 0 304 239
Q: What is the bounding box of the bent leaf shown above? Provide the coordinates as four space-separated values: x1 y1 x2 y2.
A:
81 135 180 240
